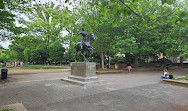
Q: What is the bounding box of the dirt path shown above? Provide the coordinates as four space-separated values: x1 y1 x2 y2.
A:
2 67 188 75
5 69 71 75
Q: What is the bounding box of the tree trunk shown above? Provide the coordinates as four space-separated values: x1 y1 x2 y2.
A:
109 56 111 69
101 48 104 70
135 54 139 67
180 57 183 67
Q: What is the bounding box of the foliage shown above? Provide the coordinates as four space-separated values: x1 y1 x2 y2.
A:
0 0 31 39
0 51 7 61
8 36 66 63
60 0 187 67
95 0 187 64
1 0 187 67
112 56 126 64
25 2 69 62
49 40 66 62
9 36 44 62
4 2 71 63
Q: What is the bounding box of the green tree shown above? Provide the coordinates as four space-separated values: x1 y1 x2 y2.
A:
23 2 70 62
0 0 31 39
9 36 46 62
59 0 187 68
49 40 66 63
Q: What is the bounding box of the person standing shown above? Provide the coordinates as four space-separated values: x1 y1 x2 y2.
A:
127 62 132 73
15 61 17 67
20 61 23 67
166 62 169 70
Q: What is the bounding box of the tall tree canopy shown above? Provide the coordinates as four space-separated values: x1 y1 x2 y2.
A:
0 0 31 39
1 0 187 66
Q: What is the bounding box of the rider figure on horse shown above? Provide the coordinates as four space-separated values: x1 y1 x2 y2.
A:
74 28 95 62
74 28 87 49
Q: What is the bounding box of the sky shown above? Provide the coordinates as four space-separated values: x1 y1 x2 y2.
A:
0 41 10 49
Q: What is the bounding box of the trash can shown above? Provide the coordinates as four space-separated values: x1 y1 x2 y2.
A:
1 69 8 79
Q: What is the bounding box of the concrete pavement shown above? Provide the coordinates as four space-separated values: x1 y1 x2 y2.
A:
0 69 188 111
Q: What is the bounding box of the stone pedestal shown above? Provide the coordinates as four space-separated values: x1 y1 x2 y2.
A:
61 62 99 85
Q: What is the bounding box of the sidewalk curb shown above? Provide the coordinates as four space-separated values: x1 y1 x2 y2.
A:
96 70 124 74
163 79 188 88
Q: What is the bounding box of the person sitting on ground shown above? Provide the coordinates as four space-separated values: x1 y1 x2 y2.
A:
161 69 169 79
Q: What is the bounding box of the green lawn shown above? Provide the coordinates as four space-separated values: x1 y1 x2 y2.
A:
0 109 12 111
6 65 67 69
173 76 188 81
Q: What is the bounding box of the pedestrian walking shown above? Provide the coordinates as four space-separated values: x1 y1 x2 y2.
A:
127 62 132 73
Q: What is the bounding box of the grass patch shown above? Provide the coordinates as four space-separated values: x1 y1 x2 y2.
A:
0 109 12 111
173 76 188 81
49 64 71 67
6 65 66 69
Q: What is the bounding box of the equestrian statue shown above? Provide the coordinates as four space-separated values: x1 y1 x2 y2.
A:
74 28 95 62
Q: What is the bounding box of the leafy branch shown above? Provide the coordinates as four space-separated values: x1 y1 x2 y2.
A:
119 0 142 18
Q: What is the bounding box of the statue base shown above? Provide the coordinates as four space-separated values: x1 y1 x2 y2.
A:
61 62 100 85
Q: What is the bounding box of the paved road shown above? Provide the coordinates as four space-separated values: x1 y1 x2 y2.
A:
0 69 188 111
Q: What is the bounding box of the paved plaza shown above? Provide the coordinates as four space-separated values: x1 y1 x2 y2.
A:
0 68 188 111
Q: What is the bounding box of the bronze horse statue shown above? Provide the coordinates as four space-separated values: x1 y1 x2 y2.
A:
75 33 95 62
